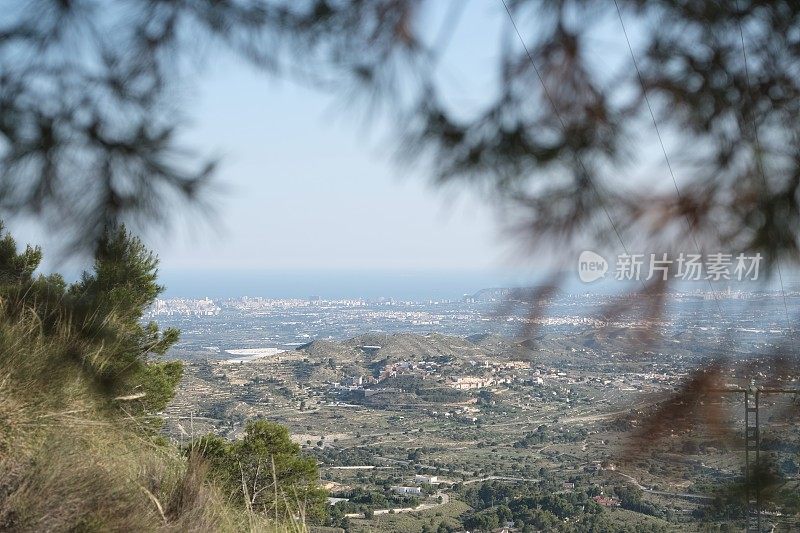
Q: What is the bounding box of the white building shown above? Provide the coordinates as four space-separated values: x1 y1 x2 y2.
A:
392 486 422 495
415 474 438 484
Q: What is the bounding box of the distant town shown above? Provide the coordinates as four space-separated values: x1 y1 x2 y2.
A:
152 287 799 531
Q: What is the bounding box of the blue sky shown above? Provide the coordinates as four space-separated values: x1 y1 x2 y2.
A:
9 2 655 296
12 2 521 279
161 1 528 274
165 72 504 272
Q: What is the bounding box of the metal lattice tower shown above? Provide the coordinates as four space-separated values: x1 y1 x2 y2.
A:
744 381 761 533
707 382 800 532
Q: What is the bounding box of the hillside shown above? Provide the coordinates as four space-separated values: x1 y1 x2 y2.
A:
0 226 320 532
298 332 535 367
0 307 270 531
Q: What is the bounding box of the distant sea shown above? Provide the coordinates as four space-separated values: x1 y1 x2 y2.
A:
158 269 536 300
157 268 796 300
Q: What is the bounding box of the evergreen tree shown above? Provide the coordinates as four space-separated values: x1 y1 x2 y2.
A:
68 226 181 412
0 223 181 417
193 420 328 524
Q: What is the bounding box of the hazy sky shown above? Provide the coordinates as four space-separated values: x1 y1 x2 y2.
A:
5 5 796 300
165 2 552 271
166 72 506 272
162 1 531 274
9 2 639 291
161 2 634 274
10 2 525 279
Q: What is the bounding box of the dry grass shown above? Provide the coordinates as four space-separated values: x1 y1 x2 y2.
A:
0 307 307 532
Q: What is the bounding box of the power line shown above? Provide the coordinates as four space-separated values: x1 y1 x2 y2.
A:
498 0 639 285
733 0 792 332
614 5 792 529
612 0 724 317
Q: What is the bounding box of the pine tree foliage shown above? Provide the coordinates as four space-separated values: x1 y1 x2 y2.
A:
0 222 181 415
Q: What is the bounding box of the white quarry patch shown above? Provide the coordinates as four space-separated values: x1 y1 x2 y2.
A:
222 347 285 363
